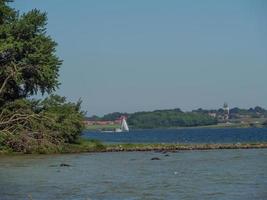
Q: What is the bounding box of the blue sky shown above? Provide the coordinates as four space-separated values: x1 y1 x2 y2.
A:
13 0 267 116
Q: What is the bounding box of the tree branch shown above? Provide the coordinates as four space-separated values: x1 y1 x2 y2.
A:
0 113 37 126
0 73 12 95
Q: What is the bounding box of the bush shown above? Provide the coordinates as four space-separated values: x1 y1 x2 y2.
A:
41 95 85 143
0 95 85 153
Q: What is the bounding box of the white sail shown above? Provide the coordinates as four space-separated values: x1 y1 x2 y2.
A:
121 118 129 132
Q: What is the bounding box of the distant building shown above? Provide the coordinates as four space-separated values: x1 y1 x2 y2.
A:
208 113 217 118
83 120 118 126
83 116 127 126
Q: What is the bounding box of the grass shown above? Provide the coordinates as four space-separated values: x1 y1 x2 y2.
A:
85 124 120 131
105 142 267 152
60 139 106 153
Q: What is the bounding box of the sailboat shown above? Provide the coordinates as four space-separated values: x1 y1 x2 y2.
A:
100 116 129 133
115 117 129 132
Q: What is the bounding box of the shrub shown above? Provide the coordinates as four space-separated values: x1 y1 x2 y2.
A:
0 95 85 153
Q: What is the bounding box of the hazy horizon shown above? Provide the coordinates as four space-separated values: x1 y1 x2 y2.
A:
14 0 267 116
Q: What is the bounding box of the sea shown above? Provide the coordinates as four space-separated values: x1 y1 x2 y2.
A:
0 128 267 200
83 127 267 144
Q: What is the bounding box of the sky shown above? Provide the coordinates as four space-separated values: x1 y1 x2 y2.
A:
13 0 267 116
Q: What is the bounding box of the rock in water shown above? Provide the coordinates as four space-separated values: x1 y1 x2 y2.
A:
151 157 160 160
60 163 71 167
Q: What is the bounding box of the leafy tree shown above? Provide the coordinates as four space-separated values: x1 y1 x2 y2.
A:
0 1 85 153
0 0 61 105
41 95 85 143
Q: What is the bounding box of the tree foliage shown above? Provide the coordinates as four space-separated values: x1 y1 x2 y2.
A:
0 1 84 153
229 107 267 118
0 95 85 153
88 109 217 129
127 109 217 129
41 95 85 143
0 0 61 105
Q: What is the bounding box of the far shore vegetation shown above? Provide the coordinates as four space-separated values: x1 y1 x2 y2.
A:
85 107 267 131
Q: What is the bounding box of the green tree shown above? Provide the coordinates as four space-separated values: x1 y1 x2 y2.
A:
0 1 85 153
41 95 85 143
0 0 61 105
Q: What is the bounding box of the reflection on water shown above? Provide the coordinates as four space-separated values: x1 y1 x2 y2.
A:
0 149 267 200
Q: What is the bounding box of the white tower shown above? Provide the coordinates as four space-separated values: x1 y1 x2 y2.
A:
223 102 229 121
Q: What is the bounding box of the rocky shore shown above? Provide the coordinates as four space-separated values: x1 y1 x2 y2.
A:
102 143 267 152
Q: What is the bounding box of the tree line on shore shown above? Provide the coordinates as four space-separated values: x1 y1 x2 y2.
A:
128 109 218 129
0 0 84 153
87 109 217 129
86 106 267 129
193 106 267 119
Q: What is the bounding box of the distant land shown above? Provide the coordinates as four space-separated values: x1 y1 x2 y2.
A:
84 105 267 130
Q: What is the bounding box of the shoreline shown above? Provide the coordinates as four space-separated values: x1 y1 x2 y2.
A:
1 141 267 155
102 143 267 152
85 125 267 132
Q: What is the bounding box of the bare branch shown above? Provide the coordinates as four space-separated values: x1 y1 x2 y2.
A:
0 73 12 95
0 113 38 126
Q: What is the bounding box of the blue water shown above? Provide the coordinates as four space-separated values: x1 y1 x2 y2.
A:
83 128 267 144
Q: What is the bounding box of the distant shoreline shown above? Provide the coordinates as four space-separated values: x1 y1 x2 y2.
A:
85 124 267 131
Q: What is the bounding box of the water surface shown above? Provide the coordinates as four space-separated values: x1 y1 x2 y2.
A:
83 128 267 144
0 149 267 200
